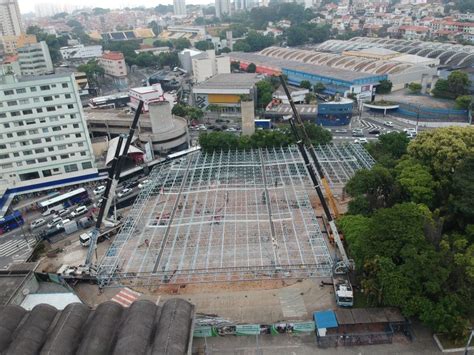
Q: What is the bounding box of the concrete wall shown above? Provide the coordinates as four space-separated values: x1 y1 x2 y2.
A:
388 66 437 91
241 100 255 136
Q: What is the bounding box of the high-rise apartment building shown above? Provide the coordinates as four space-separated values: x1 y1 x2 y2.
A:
17 41 54 76
173 0 186 16
0 73 95 186
0 0 23 36
215 0 231 18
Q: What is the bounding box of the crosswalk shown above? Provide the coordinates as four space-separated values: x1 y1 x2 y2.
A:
0 238 36 258
359 119 382 131
111 287 141 307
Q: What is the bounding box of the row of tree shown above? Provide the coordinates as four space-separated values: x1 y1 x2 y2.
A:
339 128 474 340
198 122 332 153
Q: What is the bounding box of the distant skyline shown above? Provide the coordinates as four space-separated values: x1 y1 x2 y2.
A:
18 0 212 13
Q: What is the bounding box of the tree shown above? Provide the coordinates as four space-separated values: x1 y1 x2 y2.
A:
231 61 240 71
376 79 393 94
299 80 311 90
220 47 231 54
233 40 251 52
256 80 274 108
295 122 332 145
171 104 188 117
313 82 325 93
157 52 179 68
365 132 410 167
77 60 105 87
195 40 214 51
148 20 161 36
455 95 472 110
395 159 437 207
172 38 191 51
153 39 172 48
134 52 158 67
432 71 470 99
287 26 308 46
407 126 474 180
408 82 422 94
246 63 257 73
450 154 474 226
305 93 316 104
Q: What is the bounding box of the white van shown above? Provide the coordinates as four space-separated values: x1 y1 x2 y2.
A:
79 231 93 247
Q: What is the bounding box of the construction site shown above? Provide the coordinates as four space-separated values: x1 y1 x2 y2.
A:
96 143 375 288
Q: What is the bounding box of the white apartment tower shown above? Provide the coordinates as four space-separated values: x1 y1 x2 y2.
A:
0 73 96 186
17 41 54 76
173 0 186 16
215 0 231 18
0 0 23 36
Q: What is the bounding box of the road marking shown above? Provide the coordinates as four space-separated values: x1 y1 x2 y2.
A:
111 287 141 307
0 239 35 257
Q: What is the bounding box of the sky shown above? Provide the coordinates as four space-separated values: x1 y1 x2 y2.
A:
18 0 211 13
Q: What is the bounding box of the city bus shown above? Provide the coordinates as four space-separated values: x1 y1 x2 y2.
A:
38 188 89 214
0 211 24 235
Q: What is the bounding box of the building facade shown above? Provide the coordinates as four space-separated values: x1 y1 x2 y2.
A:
99 51 127 78
215 0 231 18
0 73 95 186
17 41 54 76
59 45 103 61
191 50 230 83
0 0 23 36
0 34 36 55
173 0 186 16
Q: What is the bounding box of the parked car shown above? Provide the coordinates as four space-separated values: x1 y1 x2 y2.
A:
352 129 364 137
225 127 237 132
47 216 63 229
70 206 88 218
93 185 106 195
31 218 46 229
368 129 381 135
383 121 394 127
334 129 347 133
138 179 151 189
55 208 69 217
354 138 368 144
117 188 132 198
57 218 71 229
126 180 140 189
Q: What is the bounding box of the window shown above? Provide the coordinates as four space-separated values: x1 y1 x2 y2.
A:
9 143 16 148
26 160 36 165
7 101 17 106
4 123 10 128
55 136 64 141
28 129 38 134
62 125 67 129
56 105 62 109
42 169 52 177
52 126 61 131
75 133 82 138
13 152 19 157
40 85 50 91
33 98 40 103
70 114 76 119
30 87 37 92
43 96 53 101
46 106 56 112
1 163 13 169
78 142 84 147
82 162 93 169
58 145 66 150
16 162 23 167
4 90 14 95
65 94 71 99
31 139 41 144
37 108 43 113
45 137 51 142
60 154 69 160
67 104 74 109
13 121 24 127
51 84 56 88
19 99 28 105
51 156 57 161
67 143 73 147
10 111 20 117
62 83 68 88
0 154 9 159
54 95 59 98
16 88 26 94
0 144 5 149
37 157 47 163
50 117 59 122
64 163 78 172
26 120 35 125
73 124 79 128
42 128 48 133
0 113 6 118
35 148 45 153
22 109 33 115
23 150 32 156
39 118 46 123
17 131 26 136
7 133 13 138
48 147 54 152
80 151 87 156
20 141 28 146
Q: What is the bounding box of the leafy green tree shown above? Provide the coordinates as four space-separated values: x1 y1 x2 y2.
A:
134 52 158 67
287 26 307 46
233 40 251 52
171 104 188 117
246 63 256 73
432 71 470 99
77 60 105 87
199 132 239 151
153 39 172 48
157 52 179 68
195 40 214 51
220 47 231 54
293 122 332 145
395 158 437 206
148 21 162 36
256 80 274 108
450 154 474 226
376 79 393 94
299 80 311 90
305 93 316 104
408 82 422 94
455 95 472 110
172 38 191 51
365 132 410 167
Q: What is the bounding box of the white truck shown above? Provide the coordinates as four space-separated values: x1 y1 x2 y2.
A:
79 222 122 247
333 275 354 307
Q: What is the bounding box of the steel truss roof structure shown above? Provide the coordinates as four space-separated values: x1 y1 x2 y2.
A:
97 144 374 287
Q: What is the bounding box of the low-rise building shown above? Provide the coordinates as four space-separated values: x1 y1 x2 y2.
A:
0 55 20 76
99 51 127 78
0 34 37 55
17 41 54 76
0 73 96 187
129 84 165 112
191 50 230 83
60 44 103 61
192 73 259 116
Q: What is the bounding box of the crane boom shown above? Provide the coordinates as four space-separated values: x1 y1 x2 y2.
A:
278 76 352 273
85 100 145 267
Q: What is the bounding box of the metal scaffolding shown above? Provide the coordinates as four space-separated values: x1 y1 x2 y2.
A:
97 144 374 287
313 143 375 191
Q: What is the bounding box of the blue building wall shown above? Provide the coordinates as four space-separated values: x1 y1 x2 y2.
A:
316 101 353 126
